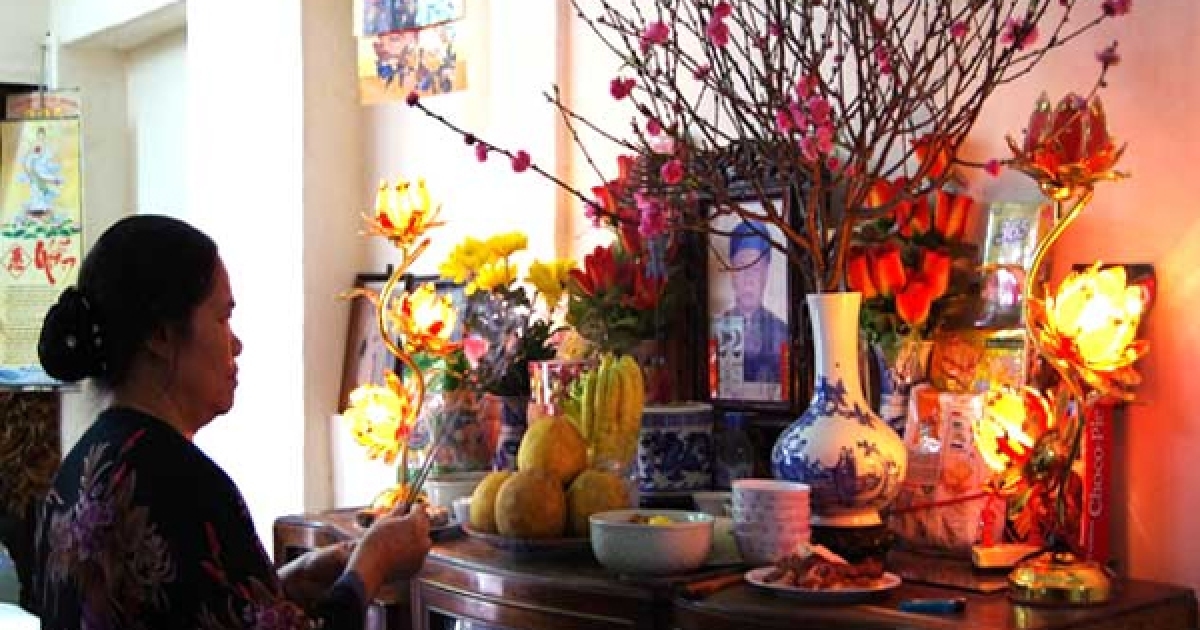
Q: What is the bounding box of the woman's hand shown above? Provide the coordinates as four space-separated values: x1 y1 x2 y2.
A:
347 504 432 600
279 540 355 608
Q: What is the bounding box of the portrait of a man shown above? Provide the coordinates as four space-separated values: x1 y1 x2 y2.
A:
708 212 790 403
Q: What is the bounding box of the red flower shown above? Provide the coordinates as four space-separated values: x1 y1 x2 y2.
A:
660 158 684 185
899 201 932 238
920 248 953 298
895 279 936 327
568 245 617 298
913 134 953 180
474 142 489 162
624 266 663 311
872 243 907 297
931 190 971 241
846 248 878 299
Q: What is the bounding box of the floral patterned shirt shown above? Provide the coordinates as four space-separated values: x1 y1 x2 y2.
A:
31 407 362 629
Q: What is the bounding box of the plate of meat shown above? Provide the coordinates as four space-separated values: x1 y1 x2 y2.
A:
744 549 901 604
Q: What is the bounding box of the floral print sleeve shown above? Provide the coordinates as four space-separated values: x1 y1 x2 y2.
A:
32 408 362 629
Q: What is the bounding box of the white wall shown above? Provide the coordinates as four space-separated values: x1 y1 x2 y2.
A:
0 0 49 84
125 28 186 218
187 0 307 546
50 0 178 47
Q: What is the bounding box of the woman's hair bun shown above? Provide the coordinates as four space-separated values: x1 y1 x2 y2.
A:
37 287 107 382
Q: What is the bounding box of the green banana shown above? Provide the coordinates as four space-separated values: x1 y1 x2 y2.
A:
579 367 597 442
592 353 619 463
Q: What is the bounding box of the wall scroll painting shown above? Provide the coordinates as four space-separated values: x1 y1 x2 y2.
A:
0 117 83 385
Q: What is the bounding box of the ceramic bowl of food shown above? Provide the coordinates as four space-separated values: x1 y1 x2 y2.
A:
424 472 487 510
589 509 714 576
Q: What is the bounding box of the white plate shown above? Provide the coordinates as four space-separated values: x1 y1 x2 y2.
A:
744 566 902 604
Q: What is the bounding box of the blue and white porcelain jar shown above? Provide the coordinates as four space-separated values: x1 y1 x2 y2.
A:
772 292 908 527
636 403 715 498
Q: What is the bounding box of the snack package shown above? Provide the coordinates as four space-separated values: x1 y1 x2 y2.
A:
928 328 1031 394
888 384 1005 556
974 201 1055 328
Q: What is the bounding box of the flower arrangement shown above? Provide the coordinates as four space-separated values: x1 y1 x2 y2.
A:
564 154 681 356
404 1 1128 296
435 231 577 399
846 158 979 353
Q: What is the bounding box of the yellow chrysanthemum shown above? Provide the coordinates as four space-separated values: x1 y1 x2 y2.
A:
485 232 528 258
527 258 577 309
439 237 490 283
469 259 517 295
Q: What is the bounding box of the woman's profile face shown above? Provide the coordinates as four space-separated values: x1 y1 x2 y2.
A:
172 257 243 426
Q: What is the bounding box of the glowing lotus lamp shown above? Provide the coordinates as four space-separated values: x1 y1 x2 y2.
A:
982 94 1147 606
342 176 464 515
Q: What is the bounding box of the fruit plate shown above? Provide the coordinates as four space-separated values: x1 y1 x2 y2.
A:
463 524 590 556
744 566 902 604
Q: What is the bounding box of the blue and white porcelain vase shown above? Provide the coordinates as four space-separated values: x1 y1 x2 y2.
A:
485 394 529 471
635 403 714 498
771 292 908 527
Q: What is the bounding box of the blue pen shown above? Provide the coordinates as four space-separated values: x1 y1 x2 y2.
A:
898 597 967 614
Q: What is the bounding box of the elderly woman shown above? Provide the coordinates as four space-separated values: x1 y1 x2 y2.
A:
31 215 430 628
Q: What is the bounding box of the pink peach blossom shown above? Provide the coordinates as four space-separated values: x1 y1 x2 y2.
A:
511 150 531 173
660 159 685 185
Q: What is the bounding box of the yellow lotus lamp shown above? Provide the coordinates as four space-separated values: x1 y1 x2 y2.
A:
345 371 420 466
370 177 442 252
341 176 467 515
394 282 459 356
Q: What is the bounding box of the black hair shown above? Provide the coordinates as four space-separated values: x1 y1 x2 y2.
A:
37 215 218 388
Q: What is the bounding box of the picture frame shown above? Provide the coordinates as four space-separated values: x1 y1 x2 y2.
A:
338 272 395 412
703 186 801 413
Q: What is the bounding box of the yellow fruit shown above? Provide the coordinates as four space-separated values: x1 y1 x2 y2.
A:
469 470 513 533
494 469 566 538
517 416 587 485
566 468 632 537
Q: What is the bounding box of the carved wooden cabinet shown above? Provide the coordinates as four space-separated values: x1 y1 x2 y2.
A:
276 510 1198 630
415 537 1197 630
411 537 671 630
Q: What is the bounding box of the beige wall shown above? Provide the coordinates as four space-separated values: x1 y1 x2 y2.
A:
0 0 48 84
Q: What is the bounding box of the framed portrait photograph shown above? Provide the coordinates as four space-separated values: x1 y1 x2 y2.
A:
705 193 795 411
338 272 395 412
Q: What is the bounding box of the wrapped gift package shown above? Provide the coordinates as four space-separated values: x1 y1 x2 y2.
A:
889 384 1005 556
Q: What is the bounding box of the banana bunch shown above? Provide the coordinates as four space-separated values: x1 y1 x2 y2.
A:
577 353 645 467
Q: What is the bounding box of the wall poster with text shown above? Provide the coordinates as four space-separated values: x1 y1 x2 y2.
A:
0 118 83 386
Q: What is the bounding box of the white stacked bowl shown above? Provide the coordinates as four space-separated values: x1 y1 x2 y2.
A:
731 479 812 565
